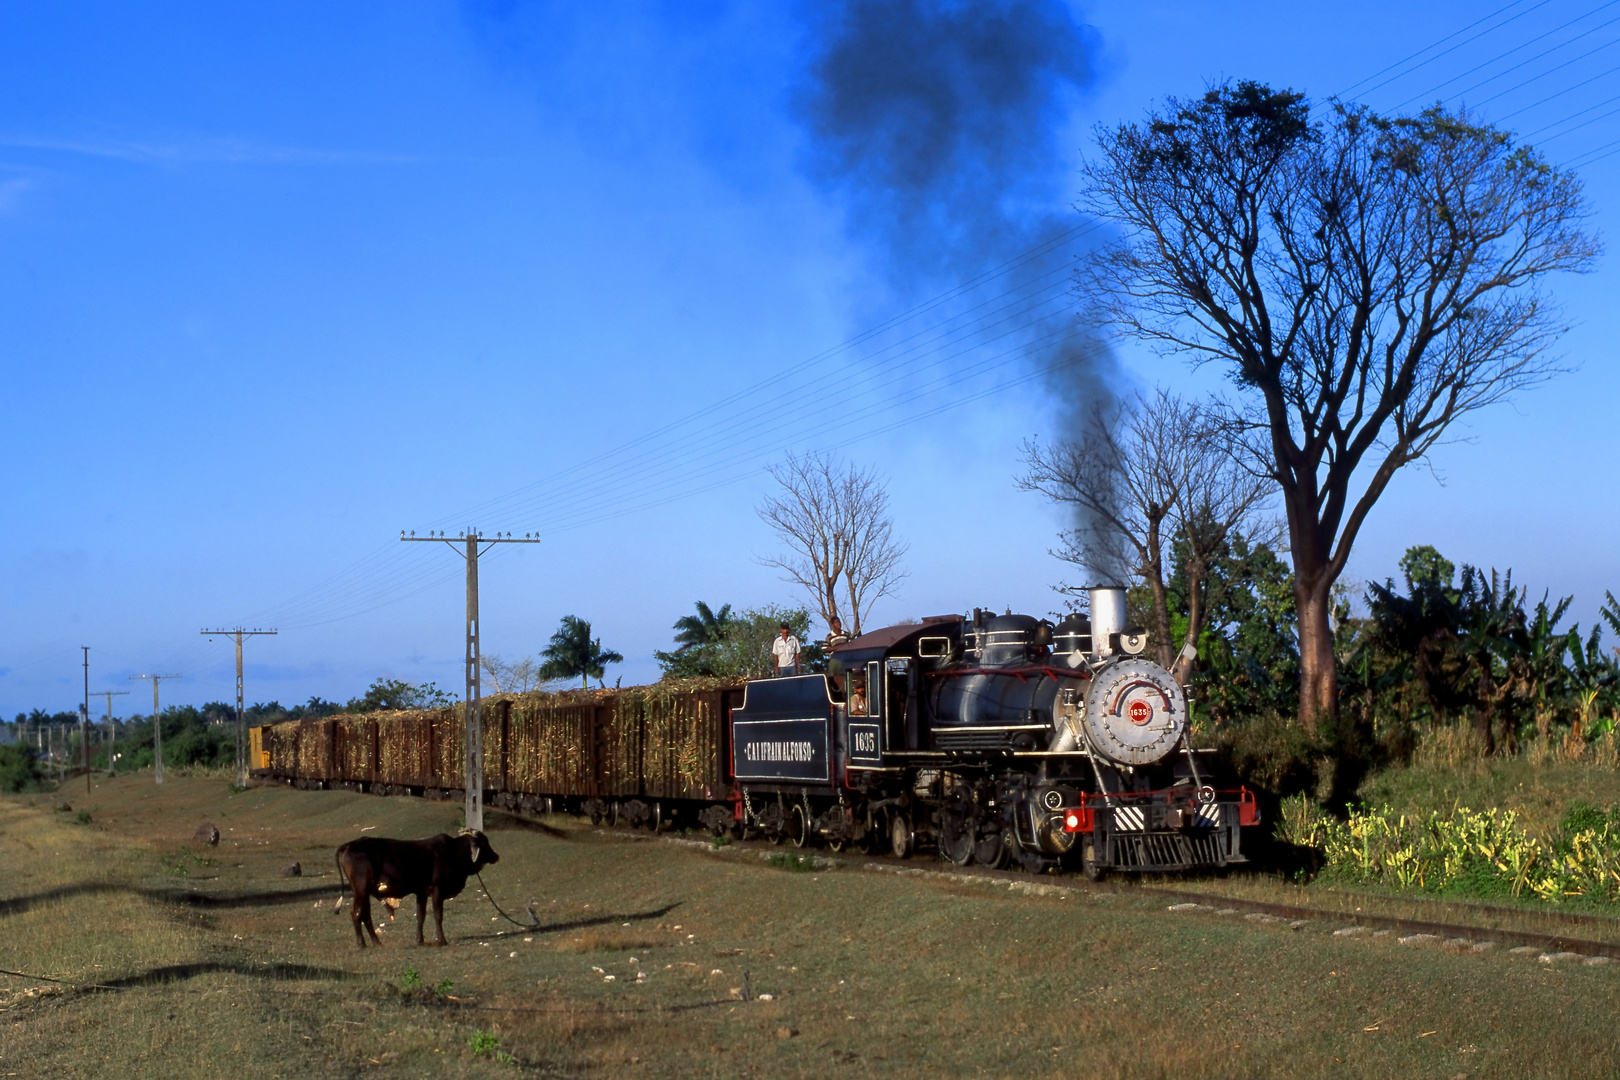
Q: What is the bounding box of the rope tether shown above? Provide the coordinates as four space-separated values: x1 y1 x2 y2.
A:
476 871 538 930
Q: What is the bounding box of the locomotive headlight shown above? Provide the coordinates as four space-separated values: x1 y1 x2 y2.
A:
1060 807 1093 833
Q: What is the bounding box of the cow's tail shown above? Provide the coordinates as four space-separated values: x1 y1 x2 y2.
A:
332 846 350 915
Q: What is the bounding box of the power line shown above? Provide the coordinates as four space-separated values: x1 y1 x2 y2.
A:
1387 0 1620 110
228 232 1093 633
1345 0 1557 100
1339 0 1541 96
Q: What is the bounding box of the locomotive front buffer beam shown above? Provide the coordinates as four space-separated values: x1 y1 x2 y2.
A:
1059 787 1259 872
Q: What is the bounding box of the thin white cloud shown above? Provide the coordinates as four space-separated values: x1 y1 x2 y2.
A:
0 134 421 166
0 177 33 213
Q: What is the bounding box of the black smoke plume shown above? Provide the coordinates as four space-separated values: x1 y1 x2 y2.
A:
792 0 1130 587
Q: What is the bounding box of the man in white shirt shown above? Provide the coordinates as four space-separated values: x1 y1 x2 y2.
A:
770 623 800 677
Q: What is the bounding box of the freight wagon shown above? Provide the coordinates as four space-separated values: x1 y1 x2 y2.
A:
254 679 744 832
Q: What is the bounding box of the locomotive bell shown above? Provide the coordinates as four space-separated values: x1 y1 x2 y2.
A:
1081 657 1187 766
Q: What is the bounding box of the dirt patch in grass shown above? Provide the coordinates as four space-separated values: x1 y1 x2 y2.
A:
552 930 663 953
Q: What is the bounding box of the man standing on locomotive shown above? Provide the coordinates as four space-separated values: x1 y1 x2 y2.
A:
771 622 800 677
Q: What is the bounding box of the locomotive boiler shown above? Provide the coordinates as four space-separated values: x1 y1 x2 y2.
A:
727 585 1257 877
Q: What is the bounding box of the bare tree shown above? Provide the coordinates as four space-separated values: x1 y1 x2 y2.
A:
479 654 537 696
758 452 908 637
1022 389 1187 668
1080 83 1597 729
1022 389 1273 680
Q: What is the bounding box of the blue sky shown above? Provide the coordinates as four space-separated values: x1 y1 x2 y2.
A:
3 1 1617 717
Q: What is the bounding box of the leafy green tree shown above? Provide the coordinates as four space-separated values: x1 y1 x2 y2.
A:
673 601 733 650
346 679 455 713
1400 546 1455 592
1083 81 1597 731
538 615 624 690
1348 547 1620 754
1172 532 1301 725
655 601 738 678
0 743 40 793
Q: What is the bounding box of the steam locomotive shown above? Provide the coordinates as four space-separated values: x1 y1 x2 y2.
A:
256 585 1257 878
726 585 1257 877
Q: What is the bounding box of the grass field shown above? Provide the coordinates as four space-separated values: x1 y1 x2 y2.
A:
4 775 1620 1078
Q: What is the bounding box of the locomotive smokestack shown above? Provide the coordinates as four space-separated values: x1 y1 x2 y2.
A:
1089 585 1126 656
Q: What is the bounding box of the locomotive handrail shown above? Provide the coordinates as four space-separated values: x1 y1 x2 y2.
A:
923 665 1092 683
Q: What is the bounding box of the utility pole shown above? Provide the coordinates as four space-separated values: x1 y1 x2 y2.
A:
90 689 130 776
400 528 539 832
131 673 182 784
80 646 91 794
200 628 278 788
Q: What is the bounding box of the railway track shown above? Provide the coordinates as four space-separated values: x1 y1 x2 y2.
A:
587 815 1620 963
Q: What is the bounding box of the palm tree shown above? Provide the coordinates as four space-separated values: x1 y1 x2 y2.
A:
538 615 625 690
671 601 733 651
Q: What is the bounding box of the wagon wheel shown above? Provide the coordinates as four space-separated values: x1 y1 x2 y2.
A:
650 802 663 832
889 809 914 860
972 827 1007 870
789 803 811 849
826 835 846 853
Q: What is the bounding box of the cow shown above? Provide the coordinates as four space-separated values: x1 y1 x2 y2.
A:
333 829 500 948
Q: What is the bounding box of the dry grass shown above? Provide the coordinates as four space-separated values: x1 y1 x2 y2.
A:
5 775 1620 1078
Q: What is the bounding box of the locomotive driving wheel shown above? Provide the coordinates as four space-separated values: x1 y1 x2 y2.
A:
971 827 1006 869
940 809 973 865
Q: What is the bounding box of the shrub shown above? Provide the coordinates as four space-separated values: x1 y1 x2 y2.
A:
1300 801 1620 904
0 743 40 793
766 852 818 872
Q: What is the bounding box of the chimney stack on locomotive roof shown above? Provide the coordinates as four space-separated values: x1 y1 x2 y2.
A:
1089 585 1128 658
